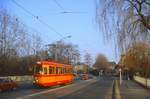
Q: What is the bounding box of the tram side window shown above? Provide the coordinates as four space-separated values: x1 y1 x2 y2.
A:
62 68 65 74
53 67 55 74
68 68 72 74
68 68 70 74
49 66 54 74
60 67 63 74
56 67 63 74
68 68 71 74
43 67 47 74
59 67 62 74
56 67 59 74
66 68 68 74
64 68 66 74
59 68 61 74
65 68 67 74
63 68 66 74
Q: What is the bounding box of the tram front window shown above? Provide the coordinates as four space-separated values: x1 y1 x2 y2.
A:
35 65 43 74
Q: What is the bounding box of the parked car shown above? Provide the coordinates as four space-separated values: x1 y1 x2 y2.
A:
88 74 94 79
0 78 17 92
81 74 88 80
73 73 81 80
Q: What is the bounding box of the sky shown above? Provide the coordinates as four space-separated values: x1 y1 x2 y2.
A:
0 0 118 63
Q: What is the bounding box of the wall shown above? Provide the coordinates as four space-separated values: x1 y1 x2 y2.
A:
134 76 150 88
0 75 33 83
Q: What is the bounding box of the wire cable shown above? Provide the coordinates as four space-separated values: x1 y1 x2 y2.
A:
53 0 65 11
52 0 87 15
12 0 64 37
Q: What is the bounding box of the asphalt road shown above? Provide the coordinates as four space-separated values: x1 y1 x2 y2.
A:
60 79 113 99
1 76 149 99
0 78 114 99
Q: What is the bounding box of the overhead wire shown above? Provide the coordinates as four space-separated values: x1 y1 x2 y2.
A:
53 0 65 11
52 0 87 15
12 0 64 38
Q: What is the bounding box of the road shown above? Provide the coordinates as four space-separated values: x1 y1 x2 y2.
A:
60 78 113 99
0 78 114 99
1 77 149 99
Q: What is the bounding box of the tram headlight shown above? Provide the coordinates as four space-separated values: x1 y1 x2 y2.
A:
35 79 39 82
34 77 39 83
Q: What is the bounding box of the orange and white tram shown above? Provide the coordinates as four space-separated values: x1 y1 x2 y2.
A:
33 60 74 87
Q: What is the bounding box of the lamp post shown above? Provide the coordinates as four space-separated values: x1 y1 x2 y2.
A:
119 68 122 85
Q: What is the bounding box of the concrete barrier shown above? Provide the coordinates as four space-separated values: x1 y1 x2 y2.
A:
134 76 150 88
0 75 33 83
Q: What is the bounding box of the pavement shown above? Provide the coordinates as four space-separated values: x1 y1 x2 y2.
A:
119 80 150 99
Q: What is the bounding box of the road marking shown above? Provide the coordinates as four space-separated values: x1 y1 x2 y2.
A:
16 79 96 99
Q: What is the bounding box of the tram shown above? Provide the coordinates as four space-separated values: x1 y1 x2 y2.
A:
33 60 74 87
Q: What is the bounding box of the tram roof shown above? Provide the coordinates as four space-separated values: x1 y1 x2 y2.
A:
35 60 72 67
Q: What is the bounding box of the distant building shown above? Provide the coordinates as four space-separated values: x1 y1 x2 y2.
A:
108 61 116 70
73 63 88 74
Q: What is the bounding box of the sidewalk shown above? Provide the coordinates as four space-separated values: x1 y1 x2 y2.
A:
119 80 150 99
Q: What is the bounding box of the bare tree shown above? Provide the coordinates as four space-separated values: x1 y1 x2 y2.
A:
84 52 93 67
0 9 44 75
96 0 150 53
46 41 80 64
0 9 21 74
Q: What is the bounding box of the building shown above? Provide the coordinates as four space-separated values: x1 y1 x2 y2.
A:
73 63 88 74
